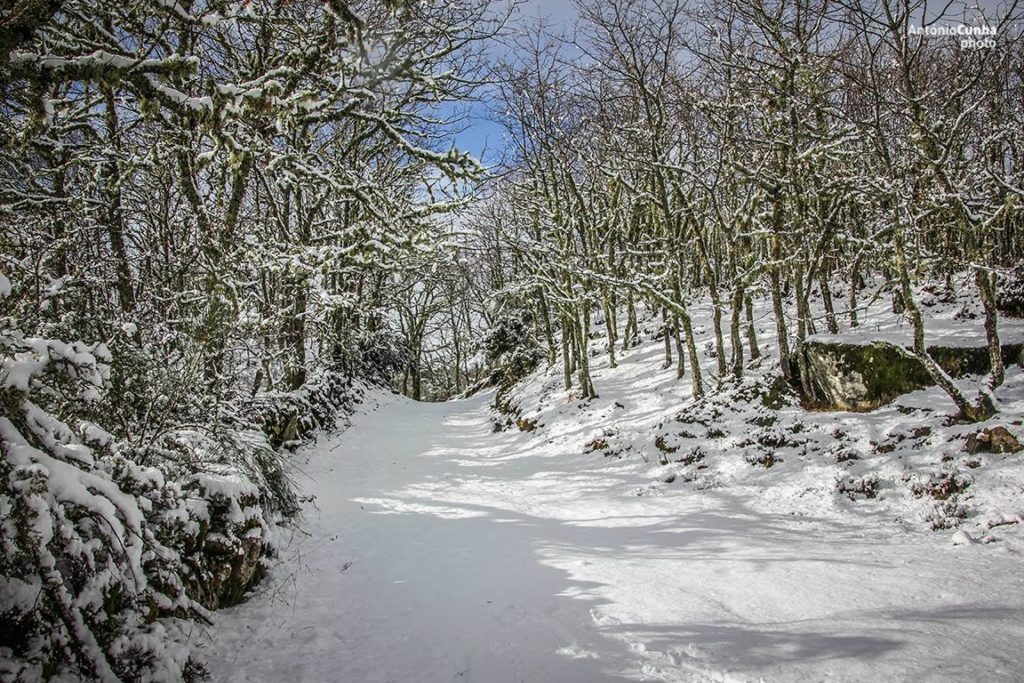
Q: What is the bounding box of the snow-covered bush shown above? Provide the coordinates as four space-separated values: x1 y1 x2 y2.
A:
0 327 205 680
482 310 542 384
0 276 301 679
122 427 282 609
353 328 409 385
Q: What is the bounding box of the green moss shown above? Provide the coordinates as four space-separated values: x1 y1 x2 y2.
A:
654 435 678 454
798 340 931 411
796 340 1022 412
928 343 1022 376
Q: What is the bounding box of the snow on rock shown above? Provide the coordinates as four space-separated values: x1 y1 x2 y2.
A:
951 530 978 546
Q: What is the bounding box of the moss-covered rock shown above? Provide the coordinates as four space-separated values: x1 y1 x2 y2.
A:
183 476 272 610
795 339 1023 411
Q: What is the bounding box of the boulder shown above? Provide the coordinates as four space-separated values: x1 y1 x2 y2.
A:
794 339 1023 411
951 529 978 546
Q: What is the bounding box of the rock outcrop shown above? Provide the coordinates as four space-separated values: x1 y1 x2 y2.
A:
795 339 1023 411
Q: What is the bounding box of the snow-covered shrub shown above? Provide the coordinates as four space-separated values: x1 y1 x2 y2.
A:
836 473 880 500
831 446 863 464
670 366 795 431
351 327 408 384
909 470 973 501
0 329 205 680
745 449 781 468
123 428 281 609
482 310 542 384
927 498 969 530
0 272 297 679
179 469 272 609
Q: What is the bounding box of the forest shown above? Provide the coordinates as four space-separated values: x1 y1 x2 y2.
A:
2 0 1023 680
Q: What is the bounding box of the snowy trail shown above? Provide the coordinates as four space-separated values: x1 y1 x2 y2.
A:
202 390 1024 682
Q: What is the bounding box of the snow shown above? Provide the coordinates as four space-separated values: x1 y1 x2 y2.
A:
0 577 38 616
191 470 259 501
0 337 109 395
951 530 978 546
201 381 1024 681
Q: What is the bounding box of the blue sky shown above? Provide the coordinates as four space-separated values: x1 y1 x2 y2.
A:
447 103 505 168
447 0 579 167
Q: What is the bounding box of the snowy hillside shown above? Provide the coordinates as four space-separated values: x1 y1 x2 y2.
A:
501 281 1024 542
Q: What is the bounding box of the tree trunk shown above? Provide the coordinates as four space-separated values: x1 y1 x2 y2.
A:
561 311 572 390
672 312 686 379
622 292 638 351
730 284 744 378
539 292 556 365
819 271 839 334
661 307 672 369
895 236 992 421
745 293 760 360
770 264 791 380
285 283 307 390
578 304 597 398
848 256 861 328
976 268 1004 389
603 290 618 368
102 85 135 313
680 307 703 398
709 283 727 378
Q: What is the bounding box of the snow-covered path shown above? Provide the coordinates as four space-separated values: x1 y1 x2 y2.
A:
202 390 1024 682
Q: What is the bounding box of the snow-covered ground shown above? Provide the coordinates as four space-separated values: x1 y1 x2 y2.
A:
199 277 1024 681
200 374 1024 681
